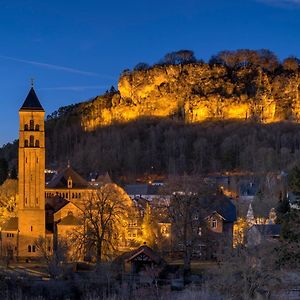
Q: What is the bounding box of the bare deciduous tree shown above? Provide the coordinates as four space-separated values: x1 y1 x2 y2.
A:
72 183 132 263
164 176 215 273
35 236 69 279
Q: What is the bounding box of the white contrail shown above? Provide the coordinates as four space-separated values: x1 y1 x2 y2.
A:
0 54 111 77
39 85 108 91
257 0 300 6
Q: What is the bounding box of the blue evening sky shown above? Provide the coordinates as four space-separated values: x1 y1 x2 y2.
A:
1 0 300 145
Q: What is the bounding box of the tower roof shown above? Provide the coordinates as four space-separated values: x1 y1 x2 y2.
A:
20 87 44 111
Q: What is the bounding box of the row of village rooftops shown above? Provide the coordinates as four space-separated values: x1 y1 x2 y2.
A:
44 165 287 203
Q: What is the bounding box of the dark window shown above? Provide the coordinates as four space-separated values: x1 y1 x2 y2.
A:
28 245 31 252
24 124 28 131
30 136 34 147
32 245 36 252
35 124 40 131
35 140 39 147
31 226 33 232
30 120 34 130
24 140 28 147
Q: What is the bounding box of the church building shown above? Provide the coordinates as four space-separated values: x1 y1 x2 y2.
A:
0 88 94 260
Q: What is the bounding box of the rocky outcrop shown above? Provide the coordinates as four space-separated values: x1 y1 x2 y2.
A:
79 63 300 131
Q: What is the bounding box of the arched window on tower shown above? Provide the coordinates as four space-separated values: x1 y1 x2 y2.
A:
35 140 40 147
30 120 34 131
35 124 40 131
24 124 28 131
30 135 34 147
24 140 28 147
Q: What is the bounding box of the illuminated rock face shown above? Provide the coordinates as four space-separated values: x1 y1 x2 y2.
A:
80 64 300 131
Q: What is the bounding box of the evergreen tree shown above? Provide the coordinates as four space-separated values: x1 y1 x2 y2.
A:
10 166 17 179
288 166 300 195
0 158 8 185
276 196 290 224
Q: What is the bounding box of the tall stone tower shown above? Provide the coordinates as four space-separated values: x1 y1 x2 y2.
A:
18 87 45 258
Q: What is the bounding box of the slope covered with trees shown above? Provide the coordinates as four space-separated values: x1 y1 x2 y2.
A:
2 49 300 178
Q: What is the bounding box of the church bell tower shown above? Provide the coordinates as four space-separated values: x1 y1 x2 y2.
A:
18 87 45 257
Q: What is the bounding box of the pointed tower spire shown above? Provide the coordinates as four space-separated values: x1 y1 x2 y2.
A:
20 87 44 111
246 203 255 225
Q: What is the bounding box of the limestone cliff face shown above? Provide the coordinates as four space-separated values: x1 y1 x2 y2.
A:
80 64 300 131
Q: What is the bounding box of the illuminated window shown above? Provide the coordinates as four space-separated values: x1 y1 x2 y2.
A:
211 219 217 228
198 227 202 236
68 177 73 189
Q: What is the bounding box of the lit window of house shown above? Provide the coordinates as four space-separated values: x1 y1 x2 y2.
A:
198 227 202 236
211 219 217 229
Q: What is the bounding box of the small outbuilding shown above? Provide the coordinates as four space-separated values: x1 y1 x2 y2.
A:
115 244 165 274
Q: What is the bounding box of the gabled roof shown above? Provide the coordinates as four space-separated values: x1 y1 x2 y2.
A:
95 172 112 185
45 196 69 212
47 165 89 189
58 214 82 226
126 245 162 264
20 87 44 111
125 184 160 196
1 217 18 231
115 245 164 265
252 224 281 237
206 195 237 222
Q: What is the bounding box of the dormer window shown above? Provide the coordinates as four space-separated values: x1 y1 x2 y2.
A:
67 177 73 189
30 120 34 131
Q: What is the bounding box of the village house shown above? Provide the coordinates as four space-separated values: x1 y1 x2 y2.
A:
246 224 281 247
